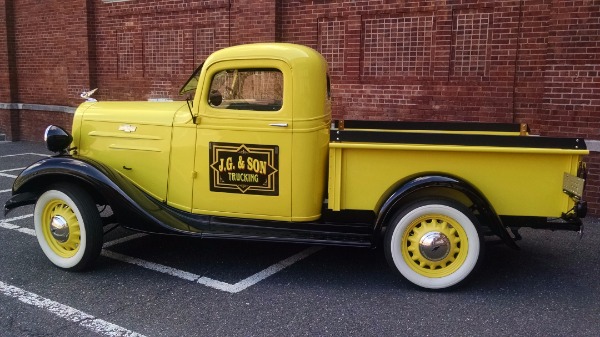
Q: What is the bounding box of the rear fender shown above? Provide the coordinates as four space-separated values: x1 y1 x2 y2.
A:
374 175 519 249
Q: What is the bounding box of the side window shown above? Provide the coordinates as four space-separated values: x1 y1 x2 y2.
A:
208 68 283 111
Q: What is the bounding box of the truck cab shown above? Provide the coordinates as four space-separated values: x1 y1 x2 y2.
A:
75 44 331 222
184 44 330 222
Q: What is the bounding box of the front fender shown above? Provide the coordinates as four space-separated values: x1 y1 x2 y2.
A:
4 155 195 235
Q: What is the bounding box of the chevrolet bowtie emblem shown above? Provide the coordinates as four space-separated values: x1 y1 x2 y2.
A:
118 124 137 133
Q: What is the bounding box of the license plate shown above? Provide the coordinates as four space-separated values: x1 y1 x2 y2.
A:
563 172 585 198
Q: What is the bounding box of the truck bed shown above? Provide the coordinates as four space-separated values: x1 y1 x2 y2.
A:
328 120 588 218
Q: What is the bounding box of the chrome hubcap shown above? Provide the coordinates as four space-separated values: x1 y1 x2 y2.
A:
49 215 69 243
418 231 450 261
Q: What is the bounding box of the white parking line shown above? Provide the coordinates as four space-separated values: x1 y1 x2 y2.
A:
1 214 34 223
0 167 25 178
102 246 322 293
0 222 19 230
103 233 148 248
1 214 323 293
0 189 11 194
0 214 36 235
0 281 146 337
102 250 200 281
225 246 322 293
0 167 26 172
0 152 48 158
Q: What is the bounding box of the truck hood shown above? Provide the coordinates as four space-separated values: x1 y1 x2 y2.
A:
74 101 189 202
79 101 188 126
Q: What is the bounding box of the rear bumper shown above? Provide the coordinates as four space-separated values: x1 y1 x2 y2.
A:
573 200 588 219
501 215 583 232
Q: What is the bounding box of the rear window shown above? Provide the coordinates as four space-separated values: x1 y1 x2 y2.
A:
208 69 283 112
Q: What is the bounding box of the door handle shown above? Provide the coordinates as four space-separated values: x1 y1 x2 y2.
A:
269 123 288 127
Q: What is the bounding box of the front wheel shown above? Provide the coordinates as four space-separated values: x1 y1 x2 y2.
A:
384 199 484 289
34 184 103 271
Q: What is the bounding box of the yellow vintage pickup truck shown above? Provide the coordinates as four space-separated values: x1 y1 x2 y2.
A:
4 43 589 289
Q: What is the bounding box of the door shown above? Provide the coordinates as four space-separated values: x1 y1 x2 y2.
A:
192 60 293 221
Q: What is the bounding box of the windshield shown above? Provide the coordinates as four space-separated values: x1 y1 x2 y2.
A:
179 62 204 95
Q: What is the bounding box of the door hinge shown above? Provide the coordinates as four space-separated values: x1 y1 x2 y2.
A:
192 171 197 179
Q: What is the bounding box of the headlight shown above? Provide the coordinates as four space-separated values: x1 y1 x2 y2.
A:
44 125 73 154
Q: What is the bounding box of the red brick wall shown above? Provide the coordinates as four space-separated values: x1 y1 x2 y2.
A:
92 0 231 101
0 0 17 139
280 1 520 123
540 0 600 212
0 0 11 102
231 0 277 44
1 0 599 214
12 1 68 105
17 110 74 141
586 153 600 212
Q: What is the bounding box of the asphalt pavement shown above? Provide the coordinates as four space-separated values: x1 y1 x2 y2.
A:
1 141 599 336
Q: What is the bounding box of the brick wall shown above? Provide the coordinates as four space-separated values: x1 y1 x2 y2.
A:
93 0 231 101
539 0 600 212
0 0 11 102
17 110 74 141
0 0 17 139
280 1 520 122
1 0 599 214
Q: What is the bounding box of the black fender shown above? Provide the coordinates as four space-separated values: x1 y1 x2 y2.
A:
374 175 519 249
4 155 202 235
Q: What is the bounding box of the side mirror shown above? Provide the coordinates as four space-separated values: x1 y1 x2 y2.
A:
209 90 223 106
44 125 73 154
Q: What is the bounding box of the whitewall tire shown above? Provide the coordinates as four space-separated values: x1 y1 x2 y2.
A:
34 184 103 271
384 199 484 289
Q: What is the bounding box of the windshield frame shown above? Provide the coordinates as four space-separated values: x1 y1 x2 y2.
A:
179 62 204 95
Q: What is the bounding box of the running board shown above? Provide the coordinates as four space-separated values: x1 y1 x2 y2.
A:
203 217 373 247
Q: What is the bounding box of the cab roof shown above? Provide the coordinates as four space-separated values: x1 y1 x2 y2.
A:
204 43 327 70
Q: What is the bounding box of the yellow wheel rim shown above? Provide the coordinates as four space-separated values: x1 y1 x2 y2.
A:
41 199 81 258
401 214 469 278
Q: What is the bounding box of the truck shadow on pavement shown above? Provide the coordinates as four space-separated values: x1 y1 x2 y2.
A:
94 227 597 294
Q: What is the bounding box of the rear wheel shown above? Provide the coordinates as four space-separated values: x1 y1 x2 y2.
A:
384 198 484 289
34 184 103 271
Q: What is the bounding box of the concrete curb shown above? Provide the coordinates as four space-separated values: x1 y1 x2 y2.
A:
0 103 76 114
